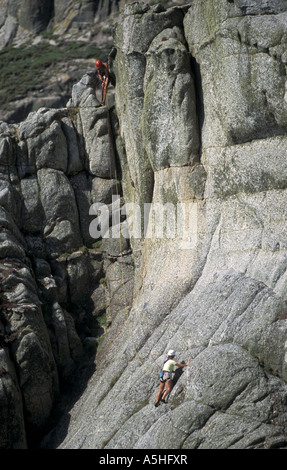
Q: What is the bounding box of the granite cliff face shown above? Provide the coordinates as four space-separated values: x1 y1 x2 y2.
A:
1 0 287 449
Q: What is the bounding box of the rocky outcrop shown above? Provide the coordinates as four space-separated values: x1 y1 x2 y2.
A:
39 1 287 449
2 0 287 450
0 0 121 47
0 69 131 447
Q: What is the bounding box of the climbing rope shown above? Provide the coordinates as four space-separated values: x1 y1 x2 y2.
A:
105 98 192 428
105 93 158 376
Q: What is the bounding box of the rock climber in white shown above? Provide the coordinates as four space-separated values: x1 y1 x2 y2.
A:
155 349 190 407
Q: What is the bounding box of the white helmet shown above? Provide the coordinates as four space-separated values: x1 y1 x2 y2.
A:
168 349 175 357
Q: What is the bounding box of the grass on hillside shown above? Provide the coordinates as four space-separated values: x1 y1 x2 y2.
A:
0 40 112 105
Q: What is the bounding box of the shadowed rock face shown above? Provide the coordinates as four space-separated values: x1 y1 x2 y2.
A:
0 71 130 448
1 0 287 450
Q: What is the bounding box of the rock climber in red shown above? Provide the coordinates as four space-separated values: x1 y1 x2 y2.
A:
95 59 110 105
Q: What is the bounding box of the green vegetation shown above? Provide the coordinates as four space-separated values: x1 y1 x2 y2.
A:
92 240 103 249
0 40 112 105
78 245 89 253
96 312 107 328
96 334 105 349
99 277 107 286
110 371 123 389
